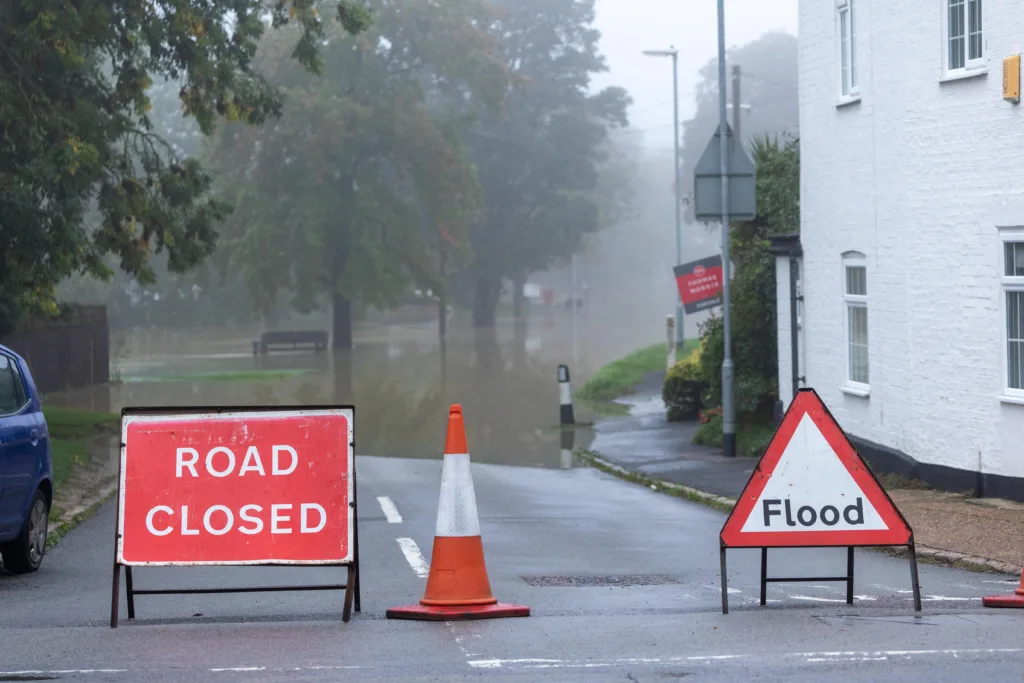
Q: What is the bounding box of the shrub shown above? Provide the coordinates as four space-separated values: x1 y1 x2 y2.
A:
663 339 707 421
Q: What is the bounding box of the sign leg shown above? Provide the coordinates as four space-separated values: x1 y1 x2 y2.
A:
342 565 356 623
110 562 121 629
846 547 855 605
720 545 729 615
759 548 768 606
908 541 922 612
125 566 136 619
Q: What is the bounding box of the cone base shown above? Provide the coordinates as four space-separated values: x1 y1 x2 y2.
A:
386 602 530 621
982 593 1024 608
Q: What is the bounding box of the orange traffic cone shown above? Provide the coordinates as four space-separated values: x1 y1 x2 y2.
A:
982 567 1024 608
386 405 530 621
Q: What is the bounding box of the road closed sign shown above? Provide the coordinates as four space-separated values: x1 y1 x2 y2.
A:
116 407 354 566
720 389 911 549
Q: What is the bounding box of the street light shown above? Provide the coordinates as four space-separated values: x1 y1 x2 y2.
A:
643 46 684 351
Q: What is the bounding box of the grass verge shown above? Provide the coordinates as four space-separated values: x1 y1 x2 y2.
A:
576 340 699 403
148 369 309 383
43 407 119 490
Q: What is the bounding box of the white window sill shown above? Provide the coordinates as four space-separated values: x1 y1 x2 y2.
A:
999 394 1024 406
837 94 861 108
841 385 870 398
939 67 988 84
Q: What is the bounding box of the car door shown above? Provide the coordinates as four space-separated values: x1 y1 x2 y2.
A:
0 353 34 531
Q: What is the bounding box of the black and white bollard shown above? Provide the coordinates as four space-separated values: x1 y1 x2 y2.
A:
560 427 575 469
558 364 575 425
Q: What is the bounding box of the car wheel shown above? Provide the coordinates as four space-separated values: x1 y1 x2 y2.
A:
1 489 49 574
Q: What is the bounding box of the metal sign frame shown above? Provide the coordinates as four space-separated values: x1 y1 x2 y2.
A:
718 388 921 614
109 404 360 627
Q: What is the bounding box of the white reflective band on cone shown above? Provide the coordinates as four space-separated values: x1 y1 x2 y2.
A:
559 382 572 405
435 453 482 537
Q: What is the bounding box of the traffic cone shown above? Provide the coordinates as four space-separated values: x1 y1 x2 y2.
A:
982 568 1024 608
386 405 530 621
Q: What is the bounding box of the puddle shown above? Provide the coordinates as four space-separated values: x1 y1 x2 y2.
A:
41 316 639 469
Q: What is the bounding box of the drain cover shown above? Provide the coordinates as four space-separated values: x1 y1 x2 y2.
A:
522 575 681 587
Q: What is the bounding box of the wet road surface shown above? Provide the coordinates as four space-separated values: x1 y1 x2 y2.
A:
2 456 1021 682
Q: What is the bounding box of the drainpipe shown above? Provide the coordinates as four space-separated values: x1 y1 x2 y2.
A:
790 256 802 399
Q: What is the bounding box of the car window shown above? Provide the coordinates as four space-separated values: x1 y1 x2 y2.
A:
0 355 24 414
9 359 28 407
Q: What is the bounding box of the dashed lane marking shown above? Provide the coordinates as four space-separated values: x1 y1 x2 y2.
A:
376 496 403 523
0 671 127 676
396 537 430 578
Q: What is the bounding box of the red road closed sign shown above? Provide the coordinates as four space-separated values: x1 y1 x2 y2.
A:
117 408 354 566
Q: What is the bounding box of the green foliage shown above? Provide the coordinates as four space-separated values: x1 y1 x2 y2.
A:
693 409 775 458
43 407 119 440
0 0 370 333
662 339 707 422
207 0 506 321
457 0 632 325
696 135 799 425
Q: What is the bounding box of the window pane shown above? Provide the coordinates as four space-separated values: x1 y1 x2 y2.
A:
1006 242 1024 276
848 305 869 384
9 362 26 407
949 0 965 70
0 357 20 414
1009 291 1024 390
968 0 982 60
849 1 857 88
840 9 850 95
845 265 866 296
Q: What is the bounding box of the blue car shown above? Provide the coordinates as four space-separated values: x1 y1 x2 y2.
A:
0 345 52 574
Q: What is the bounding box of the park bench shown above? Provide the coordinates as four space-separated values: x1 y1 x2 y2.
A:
252 330 329 355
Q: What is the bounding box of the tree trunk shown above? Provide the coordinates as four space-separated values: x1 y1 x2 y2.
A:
512 273 526 320
332 292 353 350
472 277 501 328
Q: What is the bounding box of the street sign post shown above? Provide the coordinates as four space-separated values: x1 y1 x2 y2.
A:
718 389 922 614
110 405 360 627
674 255 724 314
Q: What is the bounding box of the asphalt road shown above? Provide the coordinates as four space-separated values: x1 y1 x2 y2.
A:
2 456 1022 682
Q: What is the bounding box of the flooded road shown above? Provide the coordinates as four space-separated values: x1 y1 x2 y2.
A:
45 308 664 468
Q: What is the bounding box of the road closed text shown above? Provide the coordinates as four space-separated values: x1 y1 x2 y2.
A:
118 411 353 565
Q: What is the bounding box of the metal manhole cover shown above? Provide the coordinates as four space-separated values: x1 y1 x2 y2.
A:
521 575 681 587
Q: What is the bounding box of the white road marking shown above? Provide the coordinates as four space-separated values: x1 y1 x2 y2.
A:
397 537 430 578
377 496 403 523
210 667 266 672
209 666 363 673
790 595 878 603
467 649 1024 670
922 595 975 602
0 671 127 676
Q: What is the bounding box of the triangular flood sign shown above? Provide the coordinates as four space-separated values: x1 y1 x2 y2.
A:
720 388 913 548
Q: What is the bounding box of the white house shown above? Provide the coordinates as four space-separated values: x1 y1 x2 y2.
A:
776 0 1024 499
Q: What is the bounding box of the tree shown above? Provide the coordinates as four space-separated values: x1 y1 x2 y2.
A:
456 0 631 327
0 0 371 333
679 31 797 225
698 134 799 424
205 0 507 348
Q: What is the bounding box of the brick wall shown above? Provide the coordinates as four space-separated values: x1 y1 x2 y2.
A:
795 0 1024 479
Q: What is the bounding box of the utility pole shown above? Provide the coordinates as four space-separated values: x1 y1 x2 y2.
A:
717 0 736 458
642 46 683 350
732 65 742 143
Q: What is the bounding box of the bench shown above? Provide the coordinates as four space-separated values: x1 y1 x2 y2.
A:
252 330 329 355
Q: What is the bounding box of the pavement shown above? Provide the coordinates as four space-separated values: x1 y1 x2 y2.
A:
588 371 1024 575
2 453 1024 682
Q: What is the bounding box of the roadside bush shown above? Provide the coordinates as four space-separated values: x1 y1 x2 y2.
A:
663 339 707 421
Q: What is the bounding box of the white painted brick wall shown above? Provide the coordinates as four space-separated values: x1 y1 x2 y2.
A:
795 0 1024 478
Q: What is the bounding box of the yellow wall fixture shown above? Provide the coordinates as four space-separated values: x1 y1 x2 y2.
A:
1003 54 1020 104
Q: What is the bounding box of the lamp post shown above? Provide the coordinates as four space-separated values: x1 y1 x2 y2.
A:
643 46 684 350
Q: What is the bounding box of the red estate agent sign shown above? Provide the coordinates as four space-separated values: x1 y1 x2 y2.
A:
717 389 921 614
673 255 723 314
110 406 359 627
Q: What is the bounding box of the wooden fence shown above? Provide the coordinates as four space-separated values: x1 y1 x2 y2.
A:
1 306 110 393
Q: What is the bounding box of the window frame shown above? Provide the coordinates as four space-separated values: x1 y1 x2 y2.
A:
1000 228 1024 399
943 0 986 77
842 254 870 394
0 353 29 417
836 0 859 99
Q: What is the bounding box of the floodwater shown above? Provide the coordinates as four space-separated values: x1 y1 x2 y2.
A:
45 307 661 469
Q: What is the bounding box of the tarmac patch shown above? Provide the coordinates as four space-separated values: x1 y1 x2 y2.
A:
521 575 681 587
